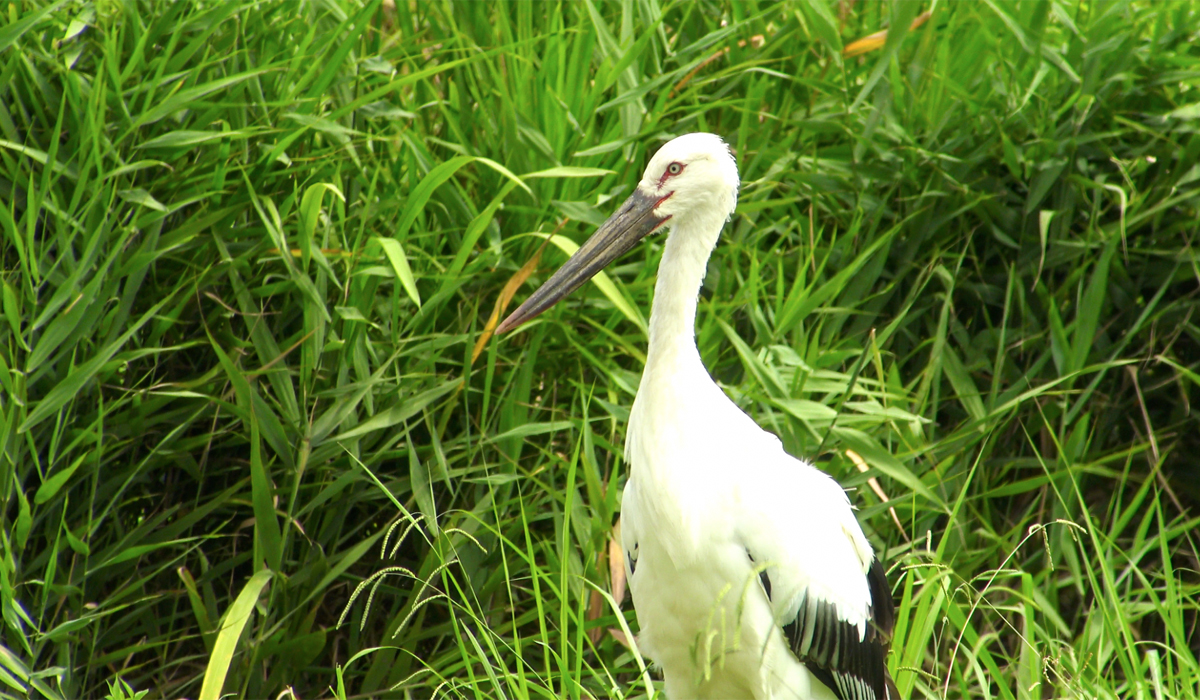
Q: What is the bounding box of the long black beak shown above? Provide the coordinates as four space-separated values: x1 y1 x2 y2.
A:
496 189 671 333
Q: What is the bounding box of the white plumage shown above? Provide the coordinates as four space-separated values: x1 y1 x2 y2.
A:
499 133 896 700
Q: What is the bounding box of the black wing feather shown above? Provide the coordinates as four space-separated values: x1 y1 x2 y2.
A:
781 558 896 700
747 548 773 601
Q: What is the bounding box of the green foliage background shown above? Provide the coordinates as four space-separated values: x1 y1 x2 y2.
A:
1 0 1198 698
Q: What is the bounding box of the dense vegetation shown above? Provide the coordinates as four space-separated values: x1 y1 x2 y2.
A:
1 0 1198 698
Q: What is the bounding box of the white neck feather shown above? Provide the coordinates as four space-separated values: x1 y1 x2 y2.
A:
628 208 734 563
645 211 726 375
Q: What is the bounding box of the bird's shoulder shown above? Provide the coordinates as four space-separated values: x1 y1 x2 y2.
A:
736 448 858 524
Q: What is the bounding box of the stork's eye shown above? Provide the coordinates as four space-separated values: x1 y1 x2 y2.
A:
667 162 683 176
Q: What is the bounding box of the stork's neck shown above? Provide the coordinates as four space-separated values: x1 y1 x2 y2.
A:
631 213 732 554
645 216 722 376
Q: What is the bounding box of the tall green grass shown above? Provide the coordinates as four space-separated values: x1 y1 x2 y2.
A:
1 1 1197 698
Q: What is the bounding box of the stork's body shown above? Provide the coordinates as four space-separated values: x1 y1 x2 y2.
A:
499 133 895 700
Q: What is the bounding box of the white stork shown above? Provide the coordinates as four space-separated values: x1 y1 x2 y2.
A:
497 133 897 700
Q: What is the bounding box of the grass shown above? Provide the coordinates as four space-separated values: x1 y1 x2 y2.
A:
1 0 1198 698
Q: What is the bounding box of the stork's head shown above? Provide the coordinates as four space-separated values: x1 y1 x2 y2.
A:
636 132 740 228
496 133 740 333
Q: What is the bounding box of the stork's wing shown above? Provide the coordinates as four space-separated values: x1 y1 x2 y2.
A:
784 557 896 700
738 456 897 700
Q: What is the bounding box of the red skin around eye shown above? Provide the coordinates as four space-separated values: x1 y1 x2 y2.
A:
656 162 685 189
